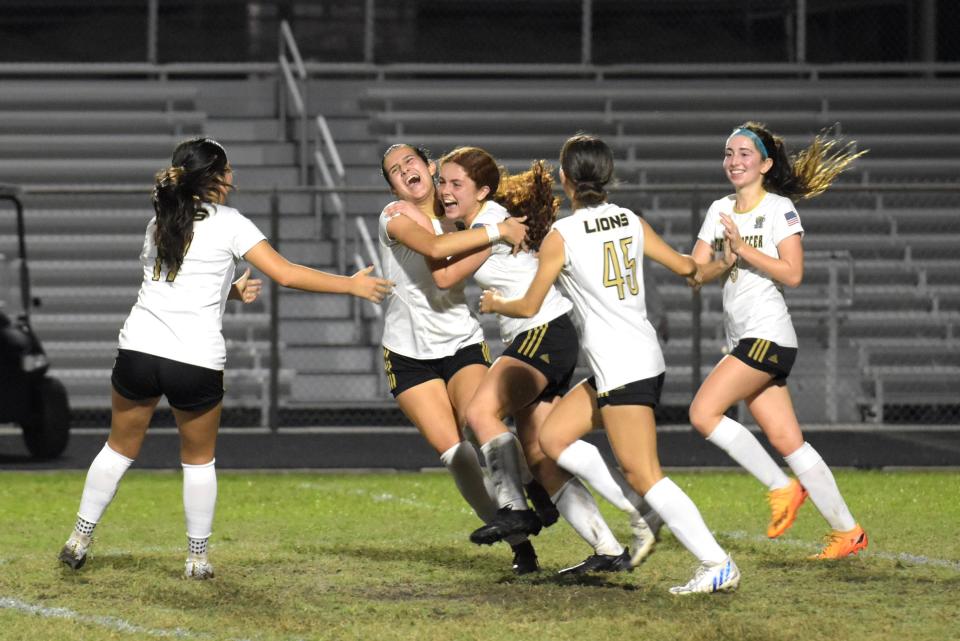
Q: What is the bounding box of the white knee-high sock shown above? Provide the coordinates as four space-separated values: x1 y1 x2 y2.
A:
514 436 534 485
607 464 664 533
707 416 791 491
784 442 856 532
644 477 727 564
441 441 498 523
77 443 134 525
555 440 639 516
480 432 529 510
182 460 218 540
552 479 623 556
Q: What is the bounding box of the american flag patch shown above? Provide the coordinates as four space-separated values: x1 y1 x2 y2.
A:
785 210 800 226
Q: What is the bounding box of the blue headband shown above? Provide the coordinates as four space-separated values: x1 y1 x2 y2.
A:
728 128 768 160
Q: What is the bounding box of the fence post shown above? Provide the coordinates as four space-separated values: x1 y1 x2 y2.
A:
795 0 807 64
581 0 592 65
269 189 281 431
364 0 376 63
825 258 839 422
690 192 702 398
146 0 159 64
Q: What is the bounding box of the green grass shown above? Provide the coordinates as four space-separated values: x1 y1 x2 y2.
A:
1 470 958 641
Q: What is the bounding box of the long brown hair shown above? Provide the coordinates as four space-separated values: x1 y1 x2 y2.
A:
152 137 231 271
559 133 614 207
494 160 559 252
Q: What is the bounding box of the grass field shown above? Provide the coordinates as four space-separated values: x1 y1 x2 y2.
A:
1 469 958 641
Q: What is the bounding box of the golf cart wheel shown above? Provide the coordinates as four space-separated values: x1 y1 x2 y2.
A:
21 376 71 460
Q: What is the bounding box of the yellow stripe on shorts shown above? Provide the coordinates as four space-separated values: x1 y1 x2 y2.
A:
382 347 397 390
747 339 771 362
518 324 547 358
481 341 492 364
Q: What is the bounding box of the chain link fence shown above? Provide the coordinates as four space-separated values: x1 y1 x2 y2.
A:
6 183 957 429
0 1 956 64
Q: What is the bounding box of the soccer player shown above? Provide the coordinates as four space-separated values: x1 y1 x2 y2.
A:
58 137 392 578
422 147 659 574
481 134 740 594
378 143 541 573
687 122 868 558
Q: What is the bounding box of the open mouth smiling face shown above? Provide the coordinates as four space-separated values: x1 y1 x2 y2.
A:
384 147 435 202
438 161 488 221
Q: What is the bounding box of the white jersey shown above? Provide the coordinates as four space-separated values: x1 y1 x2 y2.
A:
118 203 266 370
698 192 804 350
552 202 664 393
379 205 484 359
471 201 573 344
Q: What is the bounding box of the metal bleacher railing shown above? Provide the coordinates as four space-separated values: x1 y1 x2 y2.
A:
11 181 958 430
2 40 960 428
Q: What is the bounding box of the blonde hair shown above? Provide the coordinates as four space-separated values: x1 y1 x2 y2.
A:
735 122 867 200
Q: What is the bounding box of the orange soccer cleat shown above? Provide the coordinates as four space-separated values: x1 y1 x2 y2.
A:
766 478 808 538
811 524 869 560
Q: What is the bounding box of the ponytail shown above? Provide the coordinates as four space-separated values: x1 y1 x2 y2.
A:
494 160 559 251
736 122 867 201
152 138 230 272
560 133 614 208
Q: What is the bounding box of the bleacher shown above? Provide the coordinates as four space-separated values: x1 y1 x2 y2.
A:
0 79 297 425
1 72 958 426
355 76 960 424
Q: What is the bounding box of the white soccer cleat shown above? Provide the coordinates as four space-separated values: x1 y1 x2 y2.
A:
629 515 657 567
669 556 740 595
58 532 92 570
184 554 215 580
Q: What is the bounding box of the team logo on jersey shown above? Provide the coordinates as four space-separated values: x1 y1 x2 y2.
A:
754 215 765 229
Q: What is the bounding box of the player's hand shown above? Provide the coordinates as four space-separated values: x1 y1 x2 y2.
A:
350 265 394 303
232 267 263 303
479 288 502 314
499 216 528 254
385 200 434 230
686 263 703 290
719 213 742 255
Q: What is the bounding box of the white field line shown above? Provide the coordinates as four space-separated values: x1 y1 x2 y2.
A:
722 529 960 571
0 597 200 638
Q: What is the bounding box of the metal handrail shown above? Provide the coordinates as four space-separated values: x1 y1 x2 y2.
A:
2 61 960 80
278 20 308 184
312 114 347 261
316 115 345 180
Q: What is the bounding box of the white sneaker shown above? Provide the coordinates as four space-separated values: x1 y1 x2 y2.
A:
58 532 92 570
629 515 657 567
184 554 215 580
669 556 740 595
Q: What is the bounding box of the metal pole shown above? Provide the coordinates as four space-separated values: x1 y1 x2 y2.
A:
268 189 281 431
796 0 806 64
690 192 702 398
581 0 592 65
147 0 159 64
300 91 308 185
921 0 937 66
364 0 375 63
826 260 839 422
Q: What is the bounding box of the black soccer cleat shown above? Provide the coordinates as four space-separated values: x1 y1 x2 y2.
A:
558 548 633 576
510 540 540 575
470 507 543 545
524 480 560 528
